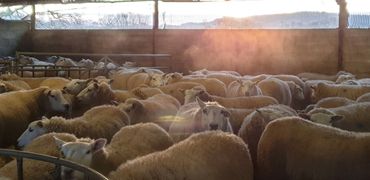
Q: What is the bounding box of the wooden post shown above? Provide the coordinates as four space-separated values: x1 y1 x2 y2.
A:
152 0 159 66
31 3 36 31
153 0 159 30
336 0 348 71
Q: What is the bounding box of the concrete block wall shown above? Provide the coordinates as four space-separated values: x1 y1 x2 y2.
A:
0 20 29 56
16 29 370 76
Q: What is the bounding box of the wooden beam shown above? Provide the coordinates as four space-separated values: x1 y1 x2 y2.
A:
337 0 348 71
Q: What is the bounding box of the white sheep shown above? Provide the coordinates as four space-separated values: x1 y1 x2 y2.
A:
17 105 130 148
158 81 205 104
305 102 370 132
54 123 173 179
310 82 370 103
77 59 95 69
0 79 30 93
297 71 352 81
257 116 370 180
257 78 293 106
357 92 370 102
227 79 261 97
169 98 232 142
238 104 297 164
0 133 78 180
184 86 278 108
205 73 240 86
109 131 253 180
165 73 227 97
39 77 71 90
303 96 355 113
118 94 180 130
189 68 241 76
0 87 70 148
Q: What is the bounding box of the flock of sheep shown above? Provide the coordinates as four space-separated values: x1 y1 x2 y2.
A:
0 57 370 180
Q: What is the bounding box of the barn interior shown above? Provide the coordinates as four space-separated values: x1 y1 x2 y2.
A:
0 0 370 179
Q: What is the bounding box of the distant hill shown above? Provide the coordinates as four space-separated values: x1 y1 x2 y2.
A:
167 12 370 29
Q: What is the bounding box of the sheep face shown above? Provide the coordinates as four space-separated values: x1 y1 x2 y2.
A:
197 98 232 132
336 74 355 84
148 73 166 87
184 87 204 104
54 137 106 180
308 110 338 126
163 72 182 85
76 83 99 105
63 79 93 95
45 89 71 113
287 81 305 100
240 80 259 96
17 120 47 148
0 82 7 93
77 59 94 69
55 57 76 66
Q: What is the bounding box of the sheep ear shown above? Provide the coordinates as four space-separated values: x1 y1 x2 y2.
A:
298 113 311 120
53 136 65 150
196 97 206 109
45 90 51 96
108 79 114 84
255 109 267 120
237 78 243 84
41 116 48 120
132 100 143 111
329 115 344 124
91 138 106 153
110 100 119 106
92 79 98 83
221 109 231 118
37 121 44 127
93 83 99 89
178 88 185 95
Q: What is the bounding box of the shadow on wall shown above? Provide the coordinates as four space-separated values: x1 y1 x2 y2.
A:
183 30 337 75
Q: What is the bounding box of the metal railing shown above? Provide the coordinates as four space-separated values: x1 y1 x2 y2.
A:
0 149 108 180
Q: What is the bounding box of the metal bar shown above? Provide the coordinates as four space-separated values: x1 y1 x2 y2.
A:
0 149 108 180
55 163 62 180
16 157 24 180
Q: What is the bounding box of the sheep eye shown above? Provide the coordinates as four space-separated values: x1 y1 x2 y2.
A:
86 150 91 154
28 128 33 132
202 109 208 114
50 95 55 98
61 152 66 158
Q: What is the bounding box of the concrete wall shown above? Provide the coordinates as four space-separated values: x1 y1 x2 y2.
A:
18 29 370 75
0 20 29 56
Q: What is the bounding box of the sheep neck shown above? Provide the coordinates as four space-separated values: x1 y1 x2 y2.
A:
45 118 83 136
91 149 116 176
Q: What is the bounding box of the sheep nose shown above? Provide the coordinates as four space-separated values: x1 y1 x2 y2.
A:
210 124 218 130
15 142 23 150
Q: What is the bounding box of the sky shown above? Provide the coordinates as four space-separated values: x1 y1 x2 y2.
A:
2 0 370 23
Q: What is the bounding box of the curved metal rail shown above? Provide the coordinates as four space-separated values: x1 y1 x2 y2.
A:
0 149 108 180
